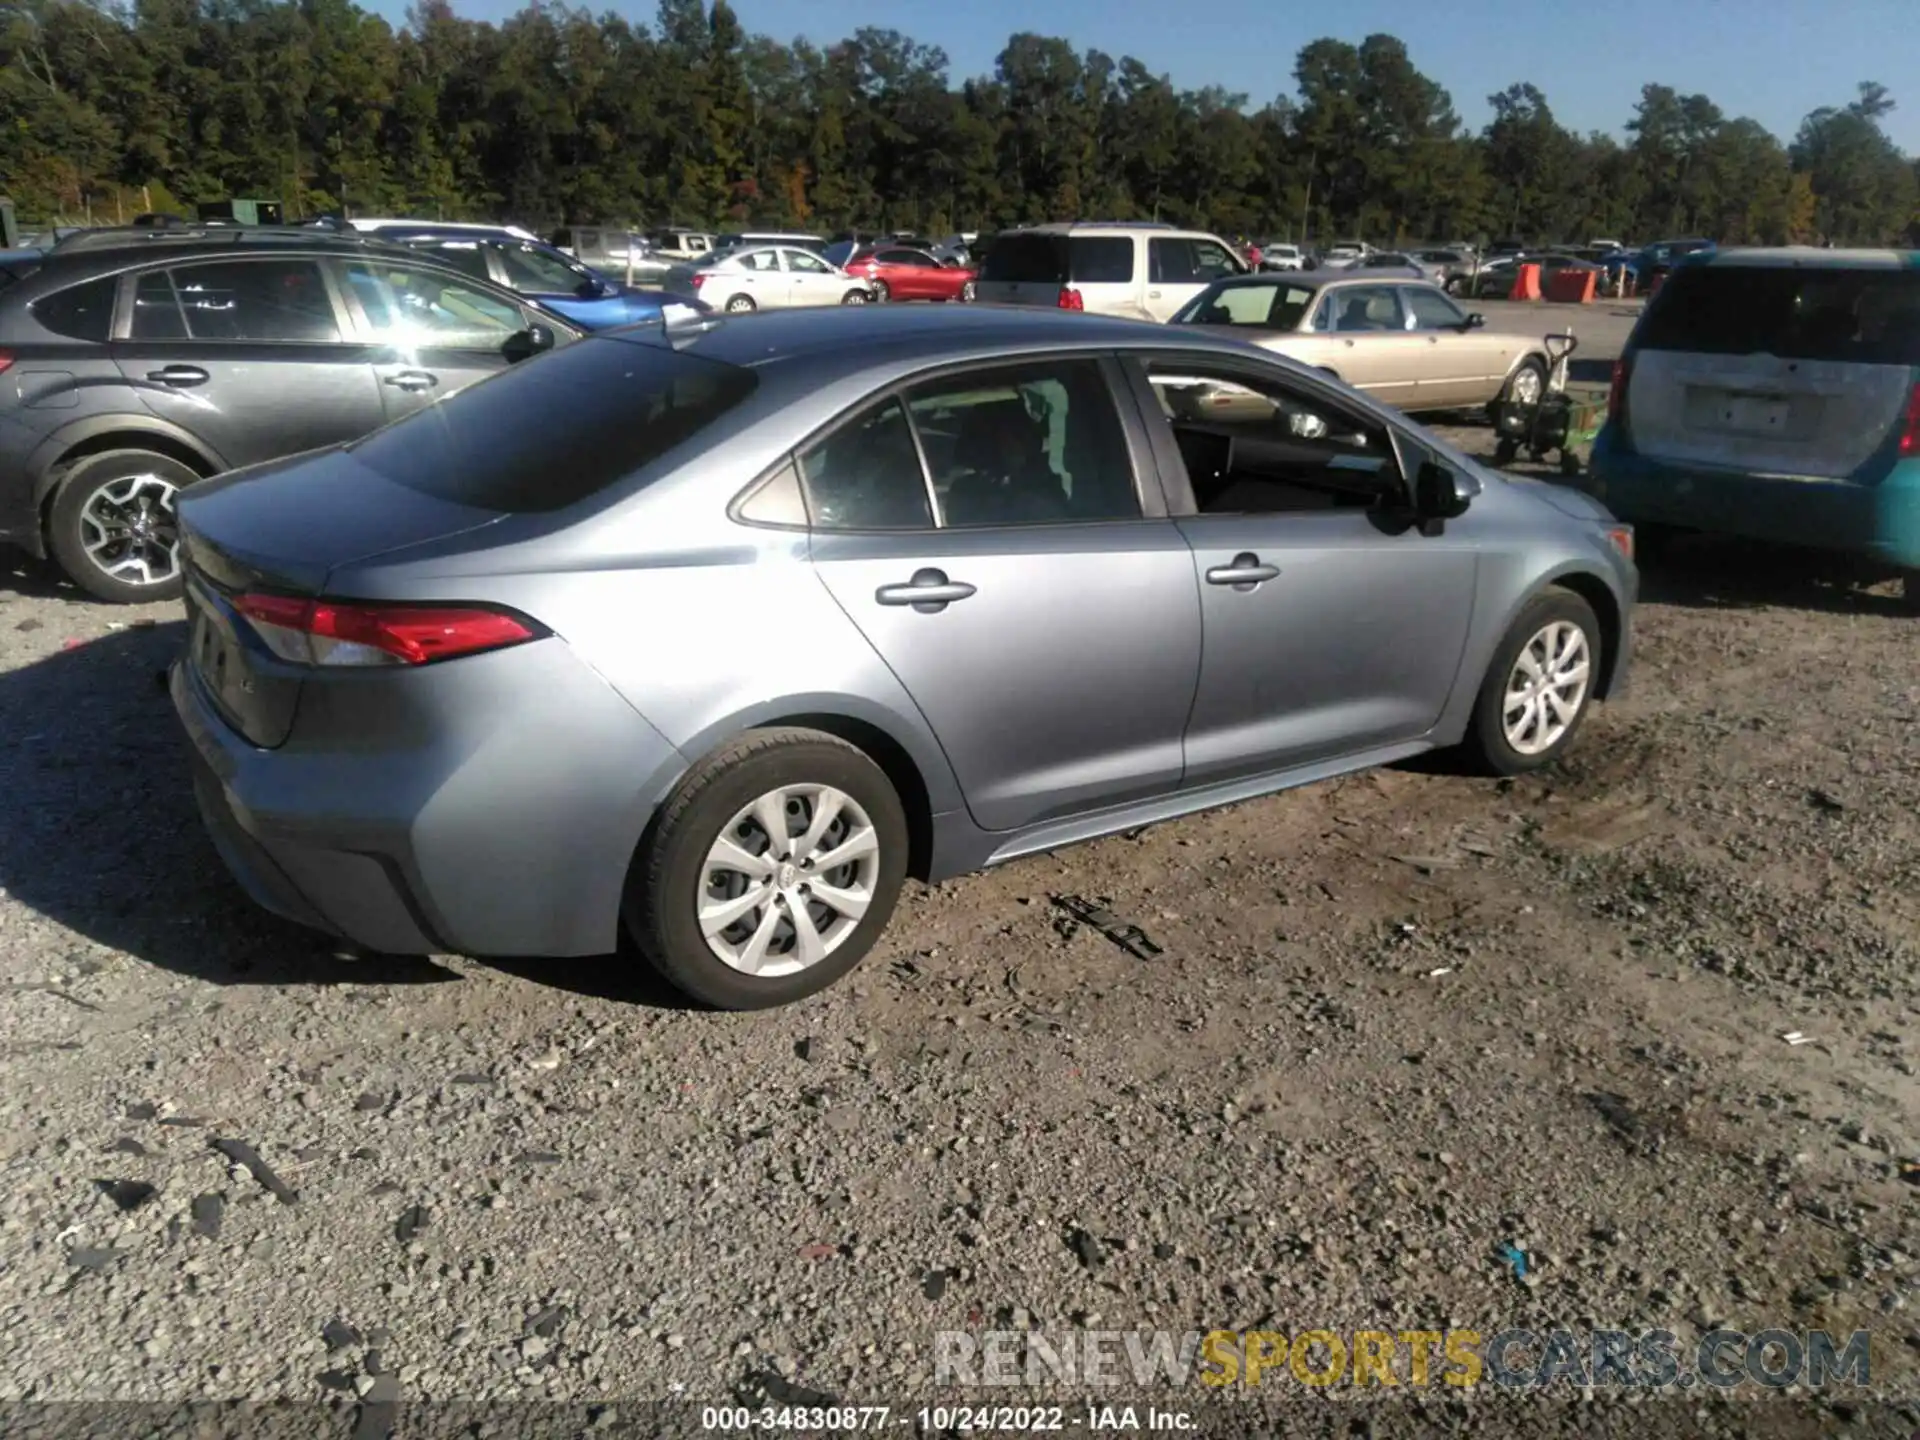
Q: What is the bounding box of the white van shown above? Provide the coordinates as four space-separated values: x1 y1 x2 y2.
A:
971 223 1248 321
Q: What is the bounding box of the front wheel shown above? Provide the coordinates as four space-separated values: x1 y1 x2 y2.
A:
47 449 200 603
625 728 909 1009
842 288 870 305
1460 588 1602 775
959 280 977 303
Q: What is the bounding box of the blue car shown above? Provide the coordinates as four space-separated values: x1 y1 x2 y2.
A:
379 227 709 330
1587 246 1920 606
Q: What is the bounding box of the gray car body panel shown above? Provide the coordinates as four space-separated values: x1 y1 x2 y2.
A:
173 307 1635 957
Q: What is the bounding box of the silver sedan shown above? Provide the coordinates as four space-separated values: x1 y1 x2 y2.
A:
172 306 1637 1009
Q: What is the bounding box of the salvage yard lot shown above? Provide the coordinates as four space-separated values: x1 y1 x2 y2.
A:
0 305 1915 1431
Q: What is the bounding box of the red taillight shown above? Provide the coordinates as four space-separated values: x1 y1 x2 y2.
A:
0 351 13 375
1900 383 1920 458
1607 356 1632 427
1058 287 1084 311
688 272 706 290
235 594 538 668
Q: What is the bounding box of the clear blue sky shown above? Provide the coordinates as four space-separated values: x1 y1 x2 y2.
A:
369 0 1920 154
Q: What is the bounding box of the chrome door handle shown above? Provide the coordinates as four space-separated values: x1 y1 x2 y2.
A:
146 365 208 387
384 370 438 392
875 568 976 612
1206 552 1280 588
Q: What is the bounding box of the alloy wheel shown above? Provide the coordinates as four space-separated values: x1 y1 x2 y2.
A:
79 473 181 589
1502 621 1591 756
1509 366 1544 406
698 784 881 977
960 280 977 302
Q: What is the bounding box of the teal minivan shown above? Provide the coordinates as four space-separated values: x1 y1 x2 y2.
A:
1587 248 1920 605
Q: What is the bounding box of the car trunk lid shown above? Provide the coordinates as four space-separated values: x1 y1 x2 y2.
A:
1624 260 1920 481
179 450 504 747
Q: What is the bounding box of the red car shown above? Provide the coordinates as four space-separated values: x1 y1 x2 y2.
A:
844 246 977 303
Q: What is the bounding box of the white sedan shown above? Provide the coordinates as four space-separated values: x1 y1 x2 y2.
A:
667 245 872 313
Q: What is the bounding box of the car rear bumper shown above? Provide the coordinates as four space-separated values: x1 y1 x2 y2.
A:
1588 433 1920 570
170 640 688 958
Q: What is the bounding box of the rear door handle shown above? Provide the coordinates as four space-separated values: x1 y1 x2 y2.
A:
1147 289 1162 299
146 365 208 388
1206 552 1280 588
875 568 976 612
384 370 438 392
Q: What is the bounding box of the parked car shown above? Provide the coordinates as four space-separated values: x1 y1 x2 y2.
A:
0 246 44 289
1169 272 1552 415
1324 240 1374 263
841 245 977 303
0 227 580 602
1352 251 1432 281
1588 238 1625 252
1588 247 1920 604
666 244 871 311
1457 251 1601 298
376 230 707 330
1634 237 1716 288
550 225 649 275
972 222 1247 320
1258 242 1306 271
1412 249 1473 287
169 304 1635 1010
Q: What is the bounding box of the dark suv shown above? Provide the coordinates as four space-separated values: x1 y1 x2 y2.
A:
0 227 580 602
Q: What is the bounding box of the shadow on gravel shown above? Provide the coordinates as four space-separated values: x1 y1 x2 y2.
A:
0 622 456 989
0 550 87 604
1637 535 1911 617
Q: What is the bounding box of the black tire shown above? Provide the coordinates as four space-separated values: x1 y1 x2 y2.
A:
1460 588 1603 776
1493 437 1520 466
625 727 909 1010
870 279 890 303
724 294 756 313
841 287 870 305
47 449 200 604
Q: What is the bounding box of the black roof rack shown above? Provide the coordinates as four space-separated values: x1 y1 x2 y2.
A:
48 225 402 257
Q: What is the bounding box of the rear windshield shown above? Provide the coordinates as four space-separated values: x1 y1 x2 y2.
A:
348 338 758 513
1637 265 1920 366
1174 279 1317 329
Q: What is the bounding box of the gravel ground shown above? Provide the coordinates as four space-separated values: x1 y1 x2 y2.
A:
1 305 1916 1436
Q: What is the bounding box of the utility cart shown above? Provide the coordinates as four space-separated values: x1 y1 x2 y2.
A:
1492 332 1607 477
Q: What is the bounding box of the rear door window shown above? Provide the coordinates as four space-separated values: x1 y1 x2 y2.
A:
1149 238 1198 284
797 400 936 530
1637 265 1920 365
1068 237 1133 284
141 259 342 342
32 275 117 342
349 338 757 513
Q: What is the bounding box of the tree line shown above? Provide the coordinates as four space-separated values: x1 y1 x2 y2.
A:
4 0 1917 246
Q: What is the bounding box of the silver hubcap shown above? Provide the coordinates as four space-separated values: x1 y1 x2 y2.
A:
1503 621 1591 755
80 473 180 586
1509 367 1543 406
727 297 752 312
846 290 868 304
961 282 976 302
699 785 880 977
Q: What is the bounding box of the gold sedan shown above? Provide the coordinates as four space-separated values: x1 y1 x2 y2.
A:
1168 274 1550 415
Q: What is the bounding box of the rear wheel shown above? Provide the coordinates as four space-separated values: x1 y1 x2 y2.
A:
959 280 977 303
724 294 756 314
625 728 909 1010
1500 357 1548 409
1460 588 1602 775
47 449 200 603
870 279 891 303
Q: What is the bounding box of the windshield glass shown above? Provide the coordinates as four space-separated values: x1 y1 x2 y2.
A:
1173 279 1318 329
494 242 592 293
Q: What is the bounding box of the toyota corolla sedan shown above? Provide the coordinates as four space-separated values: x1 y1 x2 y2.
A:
171 307 1636 1010
1171 273 1552 415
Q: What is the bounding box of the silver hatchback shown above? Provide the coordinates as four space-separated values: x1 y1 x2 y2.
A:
171 307 1637 1009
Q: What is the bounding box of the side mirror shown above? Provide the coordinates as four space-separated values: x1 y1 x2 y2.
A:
504 324 556 363
1464 312 1486 329
1415 459 1479 528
